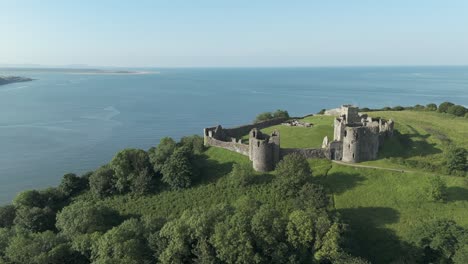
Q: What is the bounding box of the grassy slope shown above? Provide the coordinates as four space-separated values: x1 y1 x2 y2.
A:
83 111 467 264
243 115 335 148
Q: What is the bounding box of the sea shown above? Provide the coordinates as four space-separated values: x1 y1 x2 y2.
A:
1 66 467 204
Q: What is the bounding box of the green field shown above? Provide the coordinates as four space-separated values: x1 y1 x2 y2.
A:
243 115 335 148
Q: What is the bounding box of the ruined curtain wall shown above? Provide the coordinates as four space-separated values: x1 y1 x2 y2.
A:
223 117 290 139
204 137 250 156
280 148 326 159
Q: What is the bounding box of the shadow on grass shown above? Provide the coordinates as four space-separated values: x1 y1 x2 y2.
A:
446 186 468 202
339 207 419 263
195 154 235 184
378 129 442 159
317 171 366 194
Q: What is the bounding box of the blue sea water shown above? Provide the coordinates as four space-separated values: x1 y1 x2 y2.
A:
0 66 467 204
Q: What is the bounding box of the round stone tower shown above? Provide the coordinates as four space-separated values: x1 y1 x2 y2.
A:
342 126 360 163
248 128 280 172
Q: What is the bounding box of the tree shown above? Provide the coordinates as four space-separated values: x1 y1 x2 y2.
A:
13 206 56 232
251 205 287 260
4 231 84 264
59 173 87 197
229 163 256 187
427 176 448 202
0 205 16 228
446 147 467 174
161 147 194 190
148 137 177 173
272 109 290 119
91 218 152 264
110 148 154 194
286 210 315 248
426 103 438 111
179 135 205 154
56 201 121 238
447 105 467 117
13 190 44 208
275 153 312 196
454 244 468 264
438 102 455 113
0 228 14 256
294 183 329 211
409 219 468 263
255 112 274 123
89 165 118 198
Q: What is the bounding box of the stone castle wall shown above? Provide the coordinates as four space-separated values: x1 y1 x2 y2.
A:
281 148 326 159
204 136 250 156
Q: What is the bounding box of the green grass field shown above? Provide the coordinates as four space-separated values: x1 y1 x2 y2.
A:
243 115 335 148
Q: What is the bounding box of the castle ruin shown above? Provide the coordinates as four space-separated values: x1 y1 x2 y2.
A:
203 105 394 172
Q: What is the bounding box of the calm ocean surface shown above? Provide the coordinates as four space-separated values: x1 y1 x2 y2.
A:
1 67 467 203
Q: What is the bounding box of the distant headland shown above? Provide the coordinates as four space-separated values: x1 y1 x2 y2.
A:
0 76 34 86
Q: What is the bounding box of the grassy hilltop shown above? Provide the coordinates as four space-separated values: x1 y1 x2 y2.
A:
0 107 466 264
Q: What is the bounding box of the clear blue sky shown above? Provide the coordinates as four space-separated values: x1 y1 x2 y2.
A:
1 0 467 67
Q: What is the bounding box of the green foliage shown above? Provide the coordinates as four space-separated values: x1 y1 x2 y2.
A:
438 101 455 113
228 163 256 187
89 165 118 198
0 206 15 228
446 147 467 175
179 135 205 154
392 106 405 111
161 147 194 190
255 109 289 123
427 176 448 202
13 206 56 232
318 108 327 114
255 112 274 123
148 137 177 173
286 210 314 248
294 183 329 210
4 231 82 264
12 190 43 208
426 103 438 111
409 219 468 264
110 148 155 194
59 173 87 197
56 201 121 238
272 109 290 119
447 105 467 117
0 228 14 256
91 218 152 264
275 153 311 196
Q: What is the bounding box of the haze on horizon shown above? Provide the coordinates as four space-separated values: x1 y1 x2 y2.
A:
1 0 468 68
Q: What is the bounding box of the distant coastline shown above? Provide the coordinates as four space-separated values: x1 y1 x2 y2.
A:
0 76 34 86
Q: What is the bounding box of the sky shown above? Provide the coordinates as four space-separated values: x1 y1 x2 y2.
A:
1 0 468 67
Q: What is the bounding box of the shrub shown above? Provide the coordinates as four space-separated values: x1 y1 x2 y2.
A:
426 103 438 111
392 106 405 111
318 109 326 114
438 102 455 113
447 105 467 117
427 176 447 202
272 109 290 119
255 112 274 123
446 147 467 174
